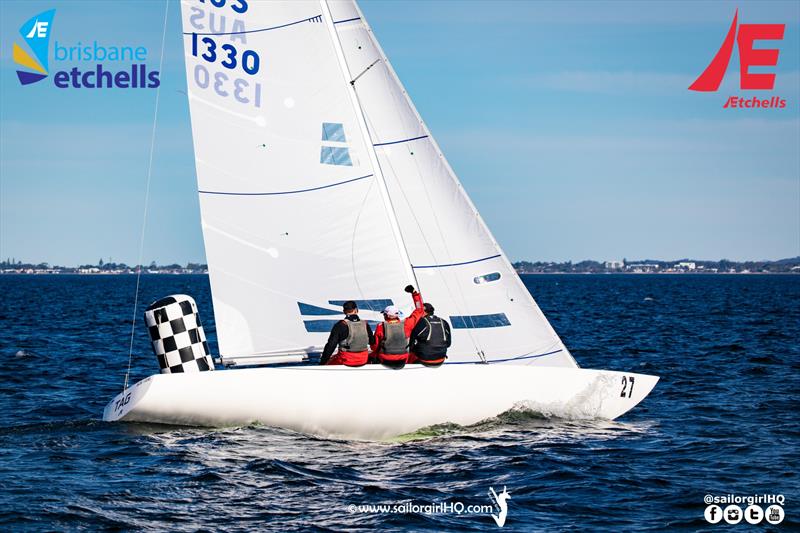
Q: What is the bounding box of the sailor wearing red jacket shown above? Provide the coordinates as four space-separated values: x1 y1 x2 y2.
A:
370 285 425 368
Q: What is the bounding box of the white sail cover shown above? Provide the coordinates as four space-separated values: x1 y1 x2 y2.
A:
180 0 576 367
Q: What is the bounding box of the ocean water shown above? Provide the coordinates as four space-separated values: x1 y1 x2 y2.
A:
0 274 797 531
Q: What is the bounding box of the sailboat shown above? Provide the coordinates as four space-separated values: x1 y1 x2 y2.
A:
103 0 658 440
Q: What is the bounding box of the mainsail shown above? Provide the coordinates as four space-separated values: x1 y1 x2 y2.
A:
180 0 576 367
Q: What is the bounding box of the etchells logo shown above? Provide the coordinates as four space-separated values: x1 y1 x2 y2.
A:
13 9 55 85
689 9 787 109
12 8 160 90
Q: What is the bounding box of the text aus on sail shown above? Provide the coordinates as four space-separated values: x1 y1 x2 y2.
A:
186 3 262 109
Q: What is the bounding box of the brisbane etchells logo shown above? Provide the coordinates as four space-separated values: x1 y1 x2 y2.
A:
13 9 55 85
689 9 787 109
10 8 160 90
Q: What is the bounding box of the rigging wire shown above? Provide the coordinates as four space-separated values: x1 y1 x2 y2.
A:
350 179 377 303
124 0 170 391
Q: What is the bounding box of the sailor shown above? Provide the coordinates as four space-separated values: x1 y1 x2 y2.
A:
407 303 451 367
370 285 425 368
320 300 374 366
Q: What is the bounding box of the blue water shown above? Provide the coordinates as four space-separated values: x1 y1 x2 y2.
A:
0 274 798 531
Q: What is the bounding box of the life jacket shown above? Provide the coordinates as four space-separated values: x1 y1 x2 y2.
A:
381 321 408 355
337 319 369 366
412 315 449 362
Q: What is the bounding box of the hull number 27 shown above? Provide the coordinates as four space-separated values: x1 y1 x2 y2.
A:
620 376 635 398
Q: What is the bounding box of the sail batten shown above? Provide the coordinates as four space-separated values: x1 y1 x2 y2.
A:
198 173 373 196
412 254 503 270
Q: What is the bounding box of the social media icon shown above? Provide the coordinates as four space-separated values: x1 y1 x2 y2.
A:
765 505 784 525
705 505 723 524
745 504 764 524
724 505 743 524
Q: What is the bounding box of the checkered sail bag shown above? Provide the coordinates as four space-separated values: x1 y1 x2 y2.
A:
144 294 214 374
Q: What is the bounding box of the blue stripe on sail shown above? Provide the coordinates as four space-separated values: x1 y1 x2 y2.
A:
304 319 380 332
298 303 340 316
373 135 429 147
183 15 322 36
328 299 394 312
199 174 372 196
303 320 340 333
445 349 564 364
412 254 502 269
334 17 361 24
450 313 511 329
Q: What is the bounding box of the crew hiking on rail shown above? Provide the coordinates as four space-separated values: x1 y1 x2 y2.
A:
321 285 447 368
370 285 425 368
319 300 373 366
407 303 451 367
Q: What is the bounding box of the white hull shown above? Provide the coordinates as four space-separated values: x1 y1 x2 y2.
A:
103 365 658 440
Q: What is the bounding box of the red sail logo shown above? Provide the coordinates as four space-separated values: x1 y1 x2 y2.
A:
690 9 785 93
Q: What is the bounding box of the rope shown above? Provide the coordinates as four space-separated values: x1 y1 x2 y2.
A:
124 0 170 391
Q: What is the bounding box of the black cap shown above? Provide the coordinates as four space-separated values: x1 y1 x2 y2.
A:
343 300 358 313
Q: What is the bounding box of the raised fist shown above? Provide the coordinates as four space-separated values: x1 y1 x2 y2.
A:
404 285 415 294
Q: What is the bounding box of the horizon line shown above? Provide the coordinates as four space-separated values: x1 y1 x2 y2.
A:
2 255 799 268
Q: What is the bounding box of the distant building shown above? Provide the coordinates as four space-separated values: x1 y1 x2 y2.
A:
626 263 659 273
604 260 624 270
676 261 696 270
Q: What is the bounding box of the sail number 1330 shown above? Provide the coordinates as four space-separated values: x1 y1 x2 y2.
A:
191 34 260 76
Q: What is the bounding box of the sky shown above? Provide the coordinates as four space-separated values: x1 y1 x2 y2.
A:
1 0 798 266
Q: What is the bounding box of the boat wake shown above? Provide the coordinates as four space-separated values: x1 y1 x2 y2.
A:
392 373 650 442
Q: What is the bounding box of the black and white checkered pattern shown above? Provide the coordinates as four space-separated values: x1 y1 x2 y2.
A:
144 294 214 374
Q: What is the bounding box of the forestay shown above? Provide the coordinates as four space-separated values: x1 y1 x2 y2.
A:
180 0 576 367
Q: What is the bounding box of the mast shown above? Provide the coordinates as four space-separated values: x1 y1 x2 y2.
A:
319 0 418 290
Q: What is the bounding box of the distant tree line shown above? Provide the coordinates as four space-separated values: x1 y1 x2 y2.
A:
3 257 798 274
0 259 208 274
513 257 800 273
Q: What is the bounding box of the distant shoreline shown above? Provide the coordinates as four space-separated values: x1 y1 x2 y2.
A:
517 271 799 275
1 271 798 276
3 257 798 275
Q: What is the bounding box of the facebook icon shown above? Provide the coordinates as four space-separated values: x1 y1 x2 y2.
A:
705 504 723 524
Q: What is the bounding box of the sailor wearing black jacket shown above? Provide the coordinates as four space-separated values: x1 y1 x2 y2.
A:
408 303 451 367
